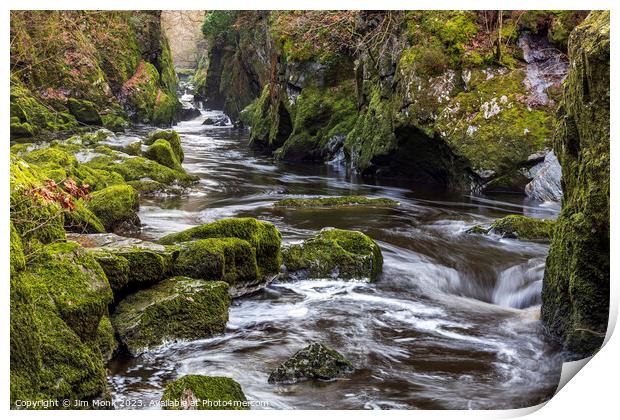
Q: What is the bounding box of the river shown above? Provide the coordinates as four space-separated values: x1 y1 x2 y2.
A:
105 98 564 409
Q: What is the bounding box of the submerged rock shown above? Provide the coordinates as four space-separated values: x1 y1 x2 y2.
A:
159 218 282 279
490 215 555 240
525 151 563 202
542 11 610 358
111 277 230 356
282 228 383 281
268 342 354 384
174 238 262 297
275 196 399 208
161 375 248 410
86 184 141 235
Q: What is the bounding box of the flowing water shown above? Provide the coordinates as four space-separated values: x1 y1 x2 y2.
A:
106 102 565 409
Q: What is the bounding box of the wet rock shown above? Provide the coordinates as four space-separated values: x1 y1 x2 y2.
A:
525 151 563 202
178 106 201 121
275 196 399 209
161 375 248 410
268 342 354 384
67 98 103 125
202 115 229 126
144 129 184 162
86 184 141 235
490 215 555 240
111 277 230 356
144 139 183 171
159 218 282 279
465 225 489 235
282 228 383 281
173 238 262 298
68 232 176 295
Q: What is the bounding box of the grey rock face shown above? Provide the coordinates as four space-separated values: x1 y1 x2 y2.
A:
525 151 563 202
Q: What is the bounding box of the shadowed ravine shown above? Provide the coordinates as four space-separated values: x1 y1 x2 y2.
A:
104 105 564 409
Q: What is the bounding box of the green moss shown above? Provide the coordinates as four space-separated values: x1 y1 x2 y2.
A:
490 215 555 240
275 196 399 208
71 165 126 191
161 375 248 410
90 251 130 293
96 316 118 363
541 11 610 358
465 225 490 235
268 342 354 384
144 139 183 171
174 238 259 290
29 241 113 342
11 223 26 277
64 199 106 234
67 98 102 125
101 113 129 132
10 155 66 246
159 218 282 277
111 277 230 355
145 129 184 162
282 228 383 281
86 185 140 233
114 248 173 291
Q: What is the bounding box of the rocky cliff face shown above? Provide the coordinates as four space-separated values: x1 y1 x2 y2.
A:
541 11 610 358
10 11 179 137
196 11 587 193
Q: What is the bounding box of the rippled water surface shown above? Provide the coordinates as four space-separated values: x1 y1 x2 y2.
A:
107 109 563 410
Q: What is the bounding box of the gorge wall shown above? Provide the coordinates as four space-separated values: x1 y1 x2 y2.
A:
10 11 179 137
541 11 610 359
194 11 588 193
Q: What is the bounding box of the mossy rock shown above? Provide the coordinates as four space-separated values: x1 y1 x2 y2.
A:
96 316 118 363
161 375 248 410
10 223 26 277
159 218 282 278
101 113 130 132
268 342 354 384
144 139 183 171
465 225 490 235
174 238 261 297
282 228 383 281
64 199 106 234
71 165 126 192
70 232 177 295
10 155 66 245
145 129 184 162
86 184 140 234
67 98 103 126
541 11 610 358
111 277 230 355
275 196 399 208
28 241 113 342
490 215 555 240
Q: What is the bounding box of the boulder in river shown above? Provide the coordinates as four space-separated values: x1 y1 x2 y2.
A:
86 184 141 235
161 375 248 410
144 129 184 162
282 228 383 281
178 106 201 121
69 232 177 296
159 218 282 279
111 277 230 356
274 195 399 209
144 139 183 171
268 342 354 384
490 215 555 240
174 238 262 297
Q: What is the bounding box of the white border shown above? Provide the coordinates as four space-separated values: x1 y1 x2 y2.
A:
2 1 617 418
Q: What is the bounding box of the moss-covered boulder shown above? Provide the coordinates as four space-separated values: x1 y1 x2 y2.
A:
268 342 354 384
542 11 610 358
64 199 106 234
111 277 230 355
86 184 140 235
10 155 66 245
68 233 176 296
490 215 555 240
275 196 399 208
159 218 282 278
145 129 184 162
161 375 248 410
174 238 261 297
67 98 103 125
144 139 183 171
282 228 383 281
10 223 26 277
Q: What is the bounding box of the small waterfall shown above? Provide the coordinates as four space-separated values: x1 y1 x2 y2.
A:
492 258 545 309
